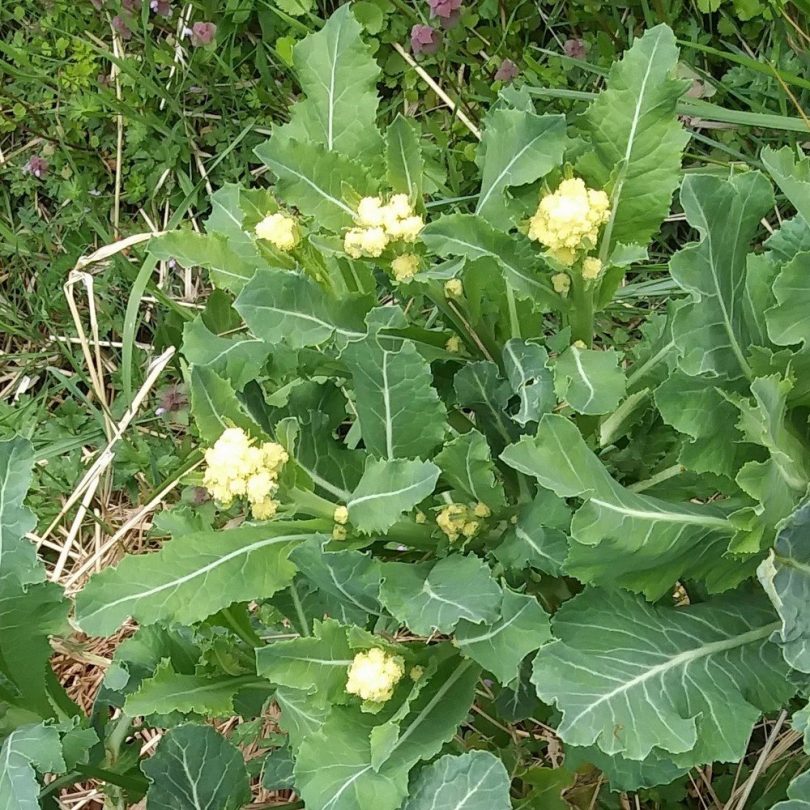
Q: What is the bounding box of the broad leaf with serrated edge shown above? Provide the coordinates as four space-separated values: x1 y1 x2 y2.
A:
670 171 775 380
124 659 265 717
149 231 262 294
76 524 318 636
553 345 625 415
236 268 365 349
532 588 792 764
182 316 269 391
758 499 810 672
501 414 753 599
273 5 381 160
142 724 251 810
347 458 440 533
189 365 263 443
380 555 501 635
295 709 409 810
503 339 555 425
370 656 480 771
767 252 810 351
495 489 570 576
342 334 447 459
403 751 511 810
275 686 330 751
456 589 551 686
422 214 556 305
577 25 688 250
255 139 372 231
762 145 810 225
0 724 64 810
475 109 567 229
0 437 39 584
256 619 353 702
434 430 505 510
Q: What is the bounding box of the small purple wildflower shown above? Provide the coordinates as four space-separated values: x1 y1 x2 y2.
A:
410 24 441 56
563 38 587 60
494 58 519 82
427 0 461 19
190 21 217 47
150 0 171 15
111 15 132 39
25 156 49 179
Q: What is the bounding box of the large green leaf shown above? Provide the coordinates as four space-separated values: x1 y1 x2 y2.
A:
502 339 555 426
76 524 317 636
475 109 567 229
577 24 688 250
273 4 381 159
275 686 331 751
553 345 626 415
236 268 365 349
0 724 64 810
501 414 751 599
124 660 264 717
256 619 353 702
342 333 447 459
758 499 810 672
370 656 480 773
189 365 263 443
347 458 440 533
774 770 810 810
670 171 775 380
255 138 372 231
532 588 792 764
142 724 251 810
761 145 810 225
422 214 556 306
454 361 519 452
380 555 501 635
386 115 424 201
767 251 810 351
565 746 688 792
295 709 409 810
403 751 512 810
0 436 38 585
456 589 551 686
0 576 69 719
434 430 505 510
182 316 269 392
148 231 261 294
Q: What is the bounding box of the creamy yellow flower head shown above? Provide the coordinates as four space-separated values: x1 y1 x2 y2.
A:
391 253 420 282
357 196 386 228
346 648 405 703
436 503 480 542
332 524 348 541
445 335 462 354
581 256 603 280
255 212 299 252
333 505 349 525
202 428 288 519
528 178 611 266
444 278 463 299
473 502 491 518
551 273 571 295
360 227 389 257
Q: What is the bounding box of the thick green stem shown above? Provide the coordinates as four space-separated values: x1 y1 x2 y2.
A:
505 284 521 340
569 274 595 347
289 580 311 637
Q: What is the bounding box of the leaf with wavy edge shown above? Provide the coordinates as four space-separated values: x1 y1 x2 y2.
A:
434 430 505 510
762 145 810 225
767 251 810 351
501 414 753 599
774 770 810 810
553 345 626 415
76 524 320 636
0 437 38 584
0 724 64 810
532 588 792 764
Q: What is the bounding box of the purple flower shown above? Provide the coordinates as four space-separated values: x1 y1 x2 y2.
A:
25 156 48 179
111 15 132 39
494 58 519 82
411 24 441 56
122 0 140 12
150 0 171 15
427 0 461 19
190 21 217 46
563 38 587 60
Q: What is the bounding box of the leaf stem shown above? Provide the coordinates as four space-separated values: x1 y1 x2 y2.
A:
505 284 521 340
569 273 595 347
289 580 311 637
